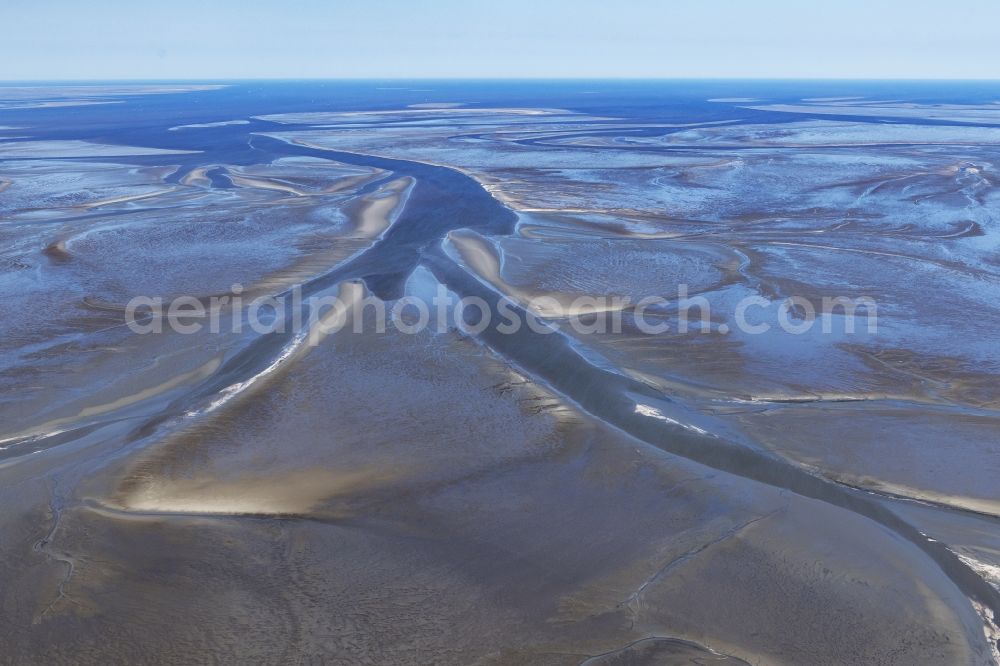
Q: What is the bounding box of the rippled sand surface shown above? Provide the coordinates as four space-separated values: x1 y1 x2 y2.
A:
1 82 999 664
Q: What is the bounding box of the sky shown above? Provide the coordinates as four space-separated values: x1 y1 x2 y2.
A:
3 0 999 80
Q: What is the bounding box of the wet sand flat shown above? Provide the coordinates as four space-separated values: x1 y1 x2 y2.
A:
1 82 999 664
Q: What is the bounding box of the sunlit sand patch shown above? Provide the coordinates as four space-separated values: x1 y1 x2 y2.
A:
168 120 250 131
227 173 310 196
303 280 367 348
833 478 1000 519
351 176 413 238
114 466 401 516
179 166 213 187
516 214 691 239
226 175 413 296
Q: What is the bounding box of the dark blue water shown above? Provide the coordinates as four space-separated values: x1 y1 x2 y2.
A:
4 79 1000 140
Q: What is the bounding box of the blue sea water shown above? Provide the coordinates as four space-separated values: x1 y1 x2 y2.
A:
4 79 1000 143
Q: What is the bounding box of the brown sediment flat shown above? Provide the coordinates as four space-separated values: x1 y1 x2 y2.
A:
729 401 1000 517
447 229 634 317
241 178 413 296
3 285 985 664
0 153 392 441
113 466 401 516
2 99 1000 664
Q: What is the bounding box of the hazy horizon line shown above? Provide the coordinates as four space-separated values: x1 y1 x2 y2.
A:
3 76 1000 85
